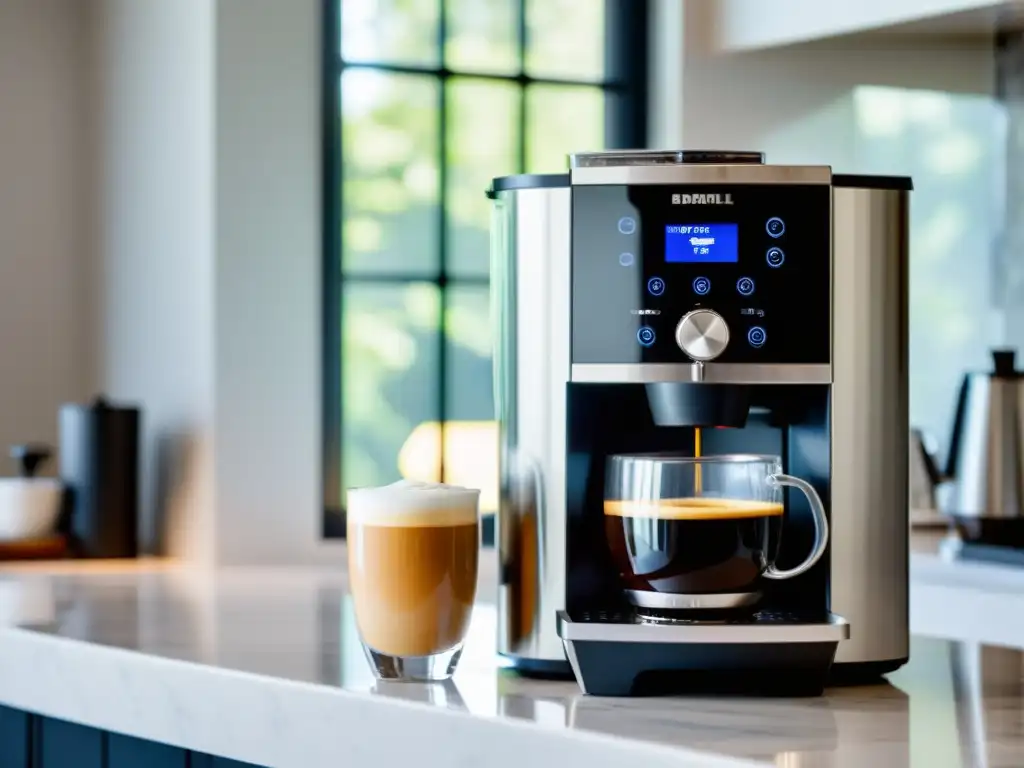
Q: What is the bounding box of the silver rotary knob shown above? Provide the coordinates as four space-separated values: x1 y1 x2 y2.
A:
675 309 730 361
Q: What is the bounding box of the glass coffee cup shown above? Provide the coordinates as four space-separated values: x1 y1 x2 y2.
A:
347 480 480 681
604 453 828 619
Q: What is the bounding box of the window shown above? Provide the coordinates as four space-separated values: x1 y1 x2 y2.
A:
322 0 648 538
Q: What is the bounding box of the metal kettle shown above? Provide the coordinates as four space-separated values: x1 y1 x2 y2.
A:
944 348 1024 521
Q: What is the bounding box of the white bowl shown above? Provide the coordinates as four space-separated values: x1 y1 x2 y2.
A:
0 479 63 541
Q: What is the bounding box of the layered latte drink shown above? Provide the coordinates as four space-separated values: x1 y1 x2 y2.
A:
347 480 480 681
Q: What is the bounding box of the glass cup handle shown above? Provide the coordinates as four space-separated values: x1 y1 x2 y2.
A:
762 473 829 581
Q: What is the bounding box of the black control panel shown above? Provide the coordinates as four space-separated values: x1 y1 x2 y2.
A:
571 184 831 364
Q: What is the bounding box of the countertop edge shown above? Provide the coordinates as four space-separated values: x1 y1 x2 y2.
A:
0 624 762 768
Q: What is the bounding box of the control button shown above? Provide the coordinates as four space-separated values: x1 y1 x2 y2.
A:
766 217 785 238
637 326 656 347
736 277 755 296
619 252 635 267
692 276 711 296
647 277 666 296
748 326 766 348
766 247 785 268
618 217 637 235
675 309 730 362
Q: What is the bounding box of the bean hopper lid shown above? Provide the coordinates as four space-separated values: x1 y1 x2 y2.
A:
487 149 914 196
569 150 765 168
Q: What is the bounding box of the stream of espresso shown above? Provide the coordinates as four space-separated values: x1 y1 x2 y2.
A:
694 427 702 493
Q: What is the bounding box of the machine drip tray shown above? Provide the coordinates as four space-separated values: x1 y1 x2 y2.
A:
557 610 849 698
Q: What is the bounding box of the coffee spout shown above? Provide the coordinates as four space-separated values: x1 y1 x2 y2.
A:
644 382 751 428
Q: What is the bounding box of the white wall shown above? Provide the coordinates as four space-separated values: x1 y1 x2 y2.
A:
675 2 996 157
0 0 95 473
651 1 995 159
707 0 1004 52
214 0 327 565
86 0 330 567
89 0 216 561
78 0 335 567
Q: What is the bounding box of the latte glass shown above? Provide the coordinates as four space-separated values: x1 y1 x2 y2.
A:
347 480 480 682
604 453 828 619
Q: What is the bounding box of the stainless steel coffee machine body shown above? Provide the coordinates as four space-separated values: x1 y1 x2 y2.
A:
489 151 911 692
490 175 574 675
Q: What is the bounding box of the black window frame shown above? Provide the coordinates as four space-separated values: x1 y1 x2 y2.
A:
321 0 649 539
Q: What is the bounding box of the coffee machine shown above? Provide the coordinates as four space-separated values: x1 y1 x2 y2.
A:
488 150 911 696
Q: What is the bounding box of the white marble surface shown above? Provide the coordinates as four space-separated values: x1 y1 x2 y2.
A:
0 552 1018 767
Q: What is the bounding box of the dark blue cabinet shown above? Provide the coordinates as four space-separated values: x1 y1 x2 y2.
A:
0 706 266 768
0 706 29 768
190 756 263 768
107 733 186 768
37 718 103 768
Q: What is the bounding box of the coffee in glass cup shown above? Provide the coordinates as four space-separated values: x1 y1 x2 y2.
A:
347 480 480 681
604 454 828 619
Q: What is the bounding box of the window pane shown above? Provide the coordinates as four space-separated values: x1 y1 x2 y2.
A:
341 283 441 493
526 85 604 173
341 0 440 67
342 70 440 277
444 285 496 514
445 0 518 75
525 0 605 82
447 79 520 278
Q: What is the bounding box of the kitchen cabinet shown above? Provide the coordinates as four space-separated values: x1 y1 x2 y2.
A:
0 705 263 768
0 705 28 768
703 0 1018 52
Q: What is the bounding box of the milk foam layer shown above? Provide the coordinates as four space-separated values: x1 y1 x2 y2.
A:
347 480 480 527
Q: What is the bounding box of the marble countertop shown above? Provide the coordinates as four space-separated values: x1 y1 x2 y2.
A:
0 549 1019 768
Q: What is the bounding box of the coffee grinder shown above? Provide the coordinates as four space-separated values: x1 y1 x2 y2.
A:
488 150 911 696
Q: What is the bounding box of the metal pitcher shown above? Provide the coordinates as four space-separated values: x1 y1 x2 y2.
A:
945 349 1024 522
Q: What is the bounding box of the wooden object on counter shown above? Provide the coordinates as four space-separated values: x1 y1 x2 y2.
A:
0 535 68 560
911 509 949 530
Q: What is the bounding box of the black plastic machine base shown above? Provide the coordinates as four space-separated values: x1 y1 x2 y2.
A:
568 640 838 697
557 610 848 698
536 650 908 692
828 657 909 686
498 653 575 679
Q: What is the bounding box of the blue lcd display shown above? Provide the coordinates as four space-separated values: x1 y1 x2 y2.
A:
665 224 739 263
